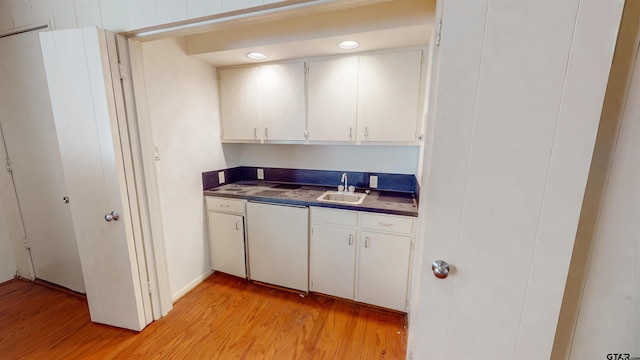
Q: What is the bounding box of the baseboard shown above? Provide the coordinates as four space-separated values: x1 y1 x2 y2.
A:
171 270 213 303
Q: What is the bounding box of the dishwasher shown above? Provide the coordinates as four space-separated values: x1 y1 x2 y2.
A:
246 201 309 292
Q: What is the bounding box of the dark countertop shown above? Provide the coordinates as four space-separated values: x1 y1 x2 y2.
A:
203 181 419 217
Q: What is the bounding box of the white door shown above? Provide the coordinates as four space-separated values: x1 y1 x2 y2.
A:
307 56 358 142
40 27 150 331
410 1 623 359
0 28 84 292
207 211 246 278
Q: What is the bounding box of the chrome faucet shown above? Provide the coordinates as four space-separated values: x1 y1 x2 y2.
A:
341 173 348 191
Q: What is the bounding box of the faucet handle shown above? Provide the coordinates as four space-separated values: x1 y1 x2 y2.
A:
348 185 355 193
338 185 345 192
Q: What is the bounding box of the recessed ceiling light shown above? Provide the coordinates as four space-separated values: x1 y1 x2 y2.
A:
338 40 359 50
246 52 267 60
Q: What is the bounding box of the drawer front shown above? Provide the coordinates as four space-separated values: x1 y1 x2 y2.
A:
311 207 358 227
206 197 245 214
360 213 413 234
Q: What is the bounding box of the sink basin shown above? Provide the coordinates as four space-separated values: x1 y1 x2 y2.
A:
317 191 366 205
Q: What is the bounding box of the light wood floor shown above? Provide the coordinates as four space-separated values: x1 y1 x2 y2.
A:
0 272 407 359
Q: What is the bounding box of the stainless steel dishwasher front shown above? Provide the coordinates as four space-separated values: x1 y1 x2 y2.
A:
246 201 309 292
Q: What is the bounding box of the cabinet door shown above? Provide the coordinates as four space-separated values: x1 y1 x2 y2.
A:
357 50 423 143
357 231 411 311
307 57 358 142
219 66 261 141
259 62 306 141
246 202 309 292
310 224 356 299
207 212 246 278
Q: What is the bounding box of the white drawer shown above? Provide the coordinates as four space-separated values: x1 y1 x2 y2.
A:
311 207 358 227
206 197 245 214
360 213 413 234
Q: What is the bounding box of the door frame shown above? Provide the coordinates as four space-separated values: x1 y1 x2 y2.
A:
113 34 173 319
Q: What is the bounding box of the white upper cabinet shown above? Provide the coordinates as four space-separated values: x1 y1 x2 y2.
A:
307 56 359 142
260 62 306 141
219 66 261 141
218 49 424 144
219 62 305 142
357 50 423 143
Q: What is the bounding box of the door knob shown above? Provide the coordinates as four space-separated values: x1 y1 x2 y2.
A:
432 260 450 279
104 211 120 222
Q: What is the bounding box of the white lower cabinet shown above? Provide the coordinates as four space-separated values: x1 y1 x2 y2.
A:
310 207 414 312
310 224 357 300
357 231 411 311
206 197 247 278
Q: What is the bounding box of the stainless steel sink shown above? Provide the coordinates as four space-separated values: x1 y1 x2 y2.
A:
317 191 366 205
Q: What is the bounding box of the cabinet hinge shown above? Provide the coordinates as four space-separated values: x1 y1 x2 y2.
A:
304 63 309 74
435 18 443 46
408 351 413 360
4 157 11 172
118 63 129 80
147 281 153 295
304 130 309 140
23 236 30 250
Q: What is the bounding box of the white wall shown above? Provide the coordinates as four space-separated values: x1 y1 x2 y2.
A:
0 198 16 283
141 37 229 300
227 144 421 176
410 0 623 359
0 0 283 33
557 2 640 356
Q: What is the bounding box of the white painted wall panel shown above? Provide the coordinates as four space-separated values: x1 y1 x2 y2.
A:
0 1 14 31
515 1 624 358
74 0 103 28
186 0 223 19
141 37 227 299
569 9 640 356
156 0 188 25
127 0 158 30
30 0 54 26
0 200 17 283
51 0 78 30
99 0 129 32
8 0 32 28
222 0 262 13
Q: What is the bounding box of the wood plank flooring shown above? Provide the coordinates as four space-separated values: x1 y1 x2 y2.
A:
0 273 407 359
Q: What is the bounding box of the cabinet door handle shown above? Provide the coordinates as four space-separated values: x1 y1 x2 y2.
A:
219 204 230 208
378 222 394 227
254 127 257 139
348 234 353 245
349 127 352 139
235 220 240 230
365 236 371 248
364 126 369 139
264 127 268 139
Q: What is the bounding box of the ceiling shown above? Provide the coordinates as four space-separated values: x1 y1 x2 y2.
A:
175 0 436 67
